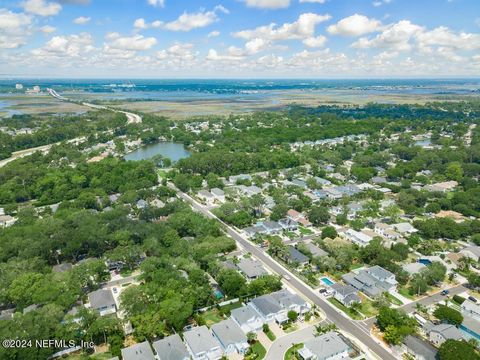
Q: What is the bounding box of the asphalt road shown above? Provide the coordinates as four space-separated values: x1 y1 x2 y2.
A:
172 186 397 360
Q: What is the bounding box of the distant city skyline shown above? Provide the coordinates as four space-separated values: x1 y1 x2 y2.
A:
0 0 479 77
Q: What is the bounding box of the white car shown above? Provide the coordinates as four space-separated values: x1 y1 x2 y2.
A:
283 274 291 281
113 287 118 294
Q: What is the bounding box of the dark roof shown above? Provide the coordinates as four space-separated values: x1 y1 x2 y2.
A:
152 334 189 360
287 246 309 263
403 335 438 360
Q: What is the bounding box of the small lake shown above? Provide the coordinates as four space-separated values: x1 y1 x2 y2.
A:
124 142 190 162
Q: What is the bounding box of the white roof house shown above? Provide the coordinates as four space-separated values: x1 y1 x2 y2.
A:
211 318 249 355
298 331 352 360
183 326 223 360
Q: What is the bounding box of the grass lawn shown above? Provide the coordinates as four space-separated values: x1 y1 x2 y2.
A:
350 263 364 270
385 292 403 306
284 343 303 360
357 298 378 318
264 329 276 341
328 298 364 320
66 353 115 360
398 286 416 300
157 169 168 178
219 300 243 315
286 231 297 239
202 309 224 326
283 323 299 333
298 226 314 235
246 341 266 360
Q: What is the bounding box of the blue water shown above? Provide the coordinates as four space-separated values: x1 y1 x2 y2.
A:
124 142 190 162
460 324 480 341
321 277 335 286
1 79 478 98
418 259 432 265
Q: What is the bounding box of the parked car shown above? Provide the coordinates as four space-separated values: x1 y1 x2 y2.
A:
469 296 478 303
441 290 449 295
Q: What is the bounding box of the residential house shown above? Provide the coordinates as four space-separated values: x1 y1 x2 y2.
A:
0 215 16 228
237 258 268 279
330 284 361 307
428 323 465 346
342 229 373 247
210 188 225 203
150 199 165 208
460 246 480 262
198 190 215 204
249 293 286 324
461 301 480 322
262 221 283 235
402 262 426 275
323 187 343 200
278 218 299 231
402 335 438 360
304 242 328 258
183 326 223 360
374 222 392 237
136 199 148 209
392 222 418 235
121 341 155 360
287 209 312 227
270 288 311 316
298 331 352 360
87 289 116 316
371 176 387 184
342 266 397 298
285 246 310 267
231 305 264 333
152 334 190 360
424 181 458 193
313 177 332 186
211 318 249 355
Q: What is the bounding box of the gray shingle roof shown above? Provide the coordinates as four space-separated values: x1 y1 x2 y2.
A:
231 305 262 325
237 258 267 278
88 289 115 310
183 325 220 355
303 332 351 359
121 341 155 360
403 335 438 360
250 294 283 317
152 334 189 360
211 318 247 348
429 324 464 341
287 246 309 263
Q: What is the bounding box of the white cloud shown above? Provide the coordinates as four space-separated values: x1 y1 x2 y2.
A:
21 0 62 16
299 0 326 3
372 0 391 7
156 42 198 67
0 9 32 48
105 32 157 51
303 35 326 47
147 0 165 7
208 30 220 37
415 26 480 50
40 25 56 33
162 6 228 32
31 32 95 59
134 18 163 30
234 13 331 41
327 14 381 36
74 16 91 24
206 48 245 61
352 20 423 51
243 0 290 9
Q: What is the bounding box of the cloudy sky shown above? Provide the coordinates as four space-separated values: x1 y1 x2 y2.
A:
1 0 479 78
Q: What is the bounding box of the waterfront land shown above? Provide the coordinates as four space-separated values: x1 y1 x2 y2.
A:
0 82 480 360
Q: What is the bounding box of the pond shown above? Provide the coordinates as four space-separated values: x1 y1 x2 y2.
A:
124 141 190 162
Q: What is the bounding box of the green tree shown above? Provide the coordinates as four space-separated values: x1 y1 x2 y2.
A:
308 206 330 226
438 339 480 360
434 305 463 326
321 226 338 239
287 310 298 322
217 269 247 298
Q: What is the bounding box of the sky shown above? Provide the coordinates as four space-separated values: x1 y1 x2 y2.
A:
0 0 479 78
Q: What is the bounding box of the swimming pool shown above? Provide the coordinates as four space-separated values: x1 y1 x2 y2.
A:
459 324 480 341
418 259 432 266
321 277 335 286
